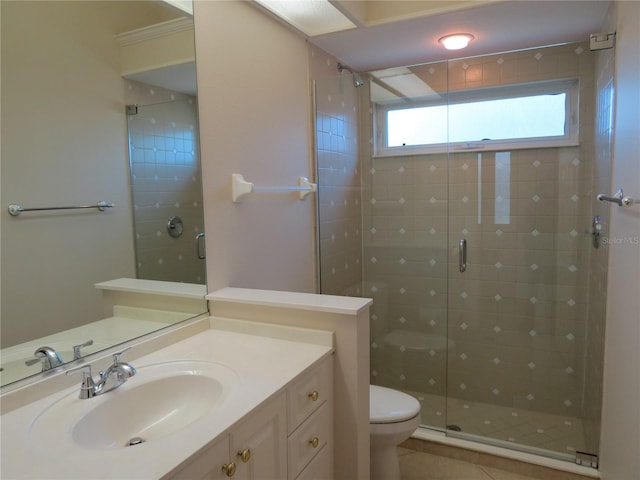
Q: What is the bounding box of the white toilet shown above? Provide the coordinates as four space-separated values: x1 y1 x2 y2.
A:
370 384 421 480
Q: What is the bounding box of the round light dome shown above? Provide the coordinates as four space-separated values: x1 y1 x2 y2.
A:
438 33 474 50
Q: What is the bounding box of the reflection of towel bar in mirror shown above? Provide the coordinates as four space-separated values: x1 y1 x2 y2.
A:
231 173 316 203
597 188 634 207
8 201 114 217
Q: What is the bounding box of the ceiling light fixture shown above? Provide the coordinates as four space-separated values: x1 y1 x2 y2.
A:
438 33 474 50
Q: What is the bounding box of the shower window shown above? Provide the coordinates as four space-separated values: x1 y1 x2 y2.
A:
375 78 579 156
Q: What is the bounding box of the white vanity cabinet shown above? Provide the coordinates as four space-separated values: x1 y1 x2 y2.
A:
166 355 334 480
166 393 287 480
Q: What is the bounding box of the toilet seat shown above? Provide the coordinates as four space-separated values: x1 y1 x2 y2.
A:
370 385 420 424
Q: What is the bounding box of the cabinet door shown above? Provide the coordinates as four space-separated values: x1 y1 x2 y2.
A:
166 435 229 480
230 393 287 480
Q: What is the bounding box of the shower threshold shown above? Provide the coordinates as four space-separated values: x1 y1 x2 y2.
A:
404 389 587 458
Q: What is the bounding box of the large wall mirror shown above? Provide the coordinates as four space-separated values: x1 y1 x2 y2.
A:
0 0 206 387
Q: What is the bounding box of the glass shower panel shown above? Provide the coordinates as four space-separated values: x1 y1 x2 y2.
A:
314 75 363 299
444 43 599 460
363 62 451 430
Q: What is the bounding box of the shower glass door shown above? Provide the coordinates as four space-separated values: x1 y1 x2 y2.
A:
443 44 598 461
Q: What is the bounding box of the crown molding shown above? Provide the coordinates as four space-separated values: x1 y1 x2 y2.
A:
115 17 193 47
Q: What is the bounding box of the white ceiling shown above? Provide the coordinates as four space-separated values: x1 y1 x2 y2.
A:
138 1 612 94
310 0 612 72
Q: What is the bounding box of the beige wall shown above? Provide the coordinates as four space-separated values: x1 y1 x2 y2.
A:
193 0 316 294
599 1 640 478
0 1 139 346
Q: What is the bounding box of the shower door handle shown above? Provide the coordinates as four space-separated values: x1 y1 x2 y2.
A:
459 238 467 273
196 232 206 259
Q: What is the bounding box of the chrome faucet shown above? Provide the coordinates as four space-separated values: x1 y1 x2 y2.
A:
25 346 64 372
67 348 136 399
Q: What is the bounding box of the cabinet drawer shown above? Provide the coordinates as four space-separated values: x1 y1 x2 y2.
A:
288 402 332 479
287 356 333 433
295 444 333 480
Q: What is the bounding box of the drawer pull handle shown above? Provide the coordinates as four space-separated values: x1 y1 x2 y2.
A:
237 448 251 463
309 436 319 448
222 462 236 477
308 390 319 401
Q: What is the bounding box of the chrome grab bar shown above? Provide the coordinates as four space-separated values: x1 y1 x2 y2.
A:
459 238 467 273
597 188 634 207
8 201 114 216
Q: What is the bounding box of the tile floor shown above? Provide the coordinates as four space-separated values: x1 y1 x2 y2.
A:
406 390 586 457
399 448 542 480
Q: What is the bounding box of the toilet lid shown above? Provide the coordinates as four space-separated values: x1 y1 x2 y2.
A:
370 385 421 424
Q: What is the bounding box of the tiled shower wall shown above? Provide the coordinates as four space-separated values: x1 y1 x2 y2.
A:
363 43 601 420
126 81 205 284
309 45 363 297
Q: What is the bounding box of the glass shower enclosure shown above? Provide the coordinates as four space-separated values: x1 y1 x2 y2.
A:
315 42 609 465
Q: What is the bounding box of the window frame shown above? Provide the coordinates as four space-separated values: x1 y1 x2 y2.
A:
374 78 580 157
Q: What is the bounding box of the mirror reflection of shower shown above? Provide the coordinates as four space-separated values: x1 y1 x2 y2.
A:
126 95 206 284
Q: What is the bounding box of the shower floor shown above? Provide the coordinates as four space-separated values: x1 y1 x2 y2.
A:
405 390 587 457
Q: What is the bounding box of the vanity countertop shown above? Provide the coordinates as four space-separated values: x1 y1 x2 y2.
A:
0 317 333 479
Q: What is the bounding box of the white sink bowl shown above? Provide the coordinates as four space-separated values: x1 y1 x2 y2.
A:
29 360 238 450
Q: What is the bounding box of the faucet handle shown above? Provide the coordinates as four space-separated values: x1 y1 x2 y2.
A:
25 350 48 369
72 339 94 360
66 363 93 378
66 364 97 399
111 347 132 364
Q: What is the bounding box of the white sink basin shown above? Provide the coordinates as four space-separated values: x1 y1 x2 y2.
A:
29 361 238 450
